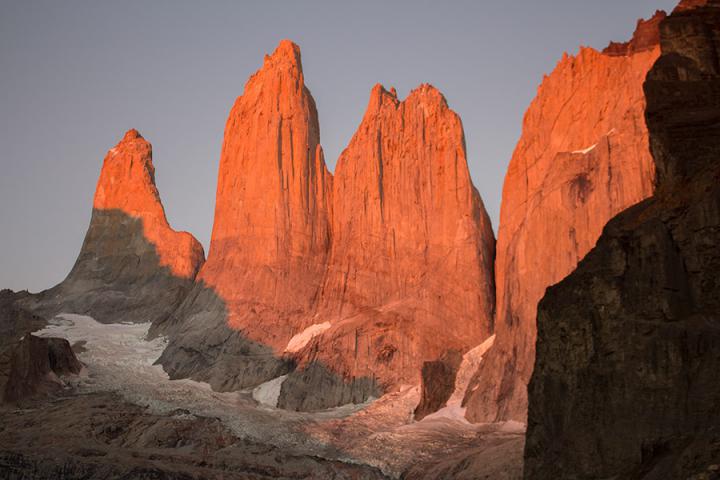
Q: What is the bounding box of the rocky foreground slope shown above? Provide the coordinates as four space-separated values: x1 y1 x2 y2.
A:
0 392 390 480
463 9 663 423
526 1 720 478
26 130 205 325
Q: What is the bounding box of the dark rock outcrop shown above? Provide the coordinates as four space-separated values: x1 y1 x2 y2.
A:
277 362 380 412
3 334 82 403
156 286 294 392
0 290 47 398
27 130 205 326
414 349 463 421
526 2 720 478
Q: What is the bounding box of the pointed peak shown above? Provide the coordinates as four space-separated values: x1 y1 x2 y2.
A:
109 129 151 162
603 10 666 56
275 39 301 56
367 83 399 111
263 39 303 70
673 0 713 12
122 128 143 141
406 83 448 108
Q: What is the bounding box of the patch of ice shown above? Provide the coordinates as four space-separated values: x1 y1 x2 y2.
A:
448 334 495 405
572 143 597 155
32 314 521 478
421 402 471 424
421 334 496 422
285 321 331 352
252 374 288 408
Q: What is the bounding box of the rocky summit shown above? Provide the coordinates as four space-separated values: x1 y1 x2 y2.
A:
526 2 720 478
157 41 496 411
25 129 205 326
278 83 495 410
2 1 720 478
463 8 662 423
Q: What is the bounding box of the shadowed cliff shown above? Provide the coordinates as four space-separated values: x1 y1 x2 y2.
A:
525 1 720 478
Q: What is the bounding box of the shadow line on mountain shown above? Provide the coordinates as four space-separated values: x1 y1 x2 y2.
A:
23 209 198 325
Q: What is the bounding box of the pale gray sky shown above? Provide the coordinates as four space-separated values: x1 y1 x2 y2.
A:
0 0 677 292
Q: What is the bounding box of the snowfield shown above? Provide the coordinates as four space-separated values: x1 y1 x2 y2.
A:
284 321 331 352
35 314 522 478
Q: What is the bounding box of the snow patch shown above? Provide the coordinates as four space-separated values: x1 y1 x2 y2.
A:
285 321 331 352
572 129 616 155
252 374 288 408
31 314 521 478
421 402 471 424
421 334 496 422
448 334 495 405
572 143 597 155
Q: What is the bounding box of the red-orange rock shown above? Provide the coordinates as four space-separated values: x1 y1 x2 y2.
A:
673 0 711 12
159 43 495 409
278 84 496 410
464 16 661 422
195 40 333 348
93 129 205 279
603 11 666 56
28 129 205 325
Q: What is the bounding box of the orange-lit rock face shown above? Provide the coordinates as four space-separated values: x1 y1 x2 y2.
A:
93 129 205 279
160 42 495 408
674 0 711 12
464 21 661 422
290 84 496 392
198 40 333 348
603 11 665 56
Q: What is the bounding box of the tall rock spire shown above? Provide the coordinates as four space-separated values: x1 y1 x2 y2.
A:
157 40 333 390
93 129 205 279
31 129 205 324
158 46 496 410
276 83 496 410
464 11 662 422
199 38 333 344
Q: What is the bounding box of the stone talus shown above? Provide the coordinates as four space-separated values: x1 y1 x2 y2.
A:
525 3 720 477
463 11 661 423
